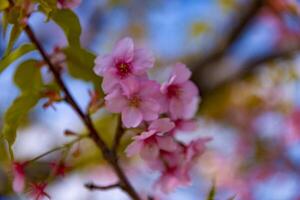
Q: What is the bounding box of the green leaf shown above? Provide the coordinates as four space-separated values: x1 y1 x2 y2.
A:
94 113 119 146
50 9 81 47
206 183 216 200
0 0 9 10
14 59 43 92
4 24 22 56
0 43 36 74
2 92 41 146
35 0 57 17
63 47 102 91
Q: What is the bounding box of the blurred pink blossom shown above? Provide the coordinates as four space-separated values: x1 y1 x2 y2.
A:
126 118 177 161
161 63 199 119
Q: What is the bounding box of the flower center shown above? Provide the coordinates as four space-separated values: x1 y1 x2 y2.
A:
129 96 141 107
116 62 131 78
167 84 181 98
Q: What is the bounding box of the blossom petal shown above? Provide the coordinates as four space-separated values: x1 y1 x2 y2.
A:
172 63 191 84
140 99 160 121
94 55 114 76
140 142 159 161
149 118 175 133
105 89 127 113
180 81 199 100
132 48 154 74
122 107 143 128
113 37 134 63
157 136 177 152
169 98 185 119
102 71 119 93
125 141 143 157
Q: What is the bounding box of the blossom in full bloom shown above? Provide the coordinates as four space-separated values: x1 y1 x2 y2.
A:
126 118 177 161
12 162 26 193
57 0 81 9
161 63 199 119
94 37 154 93
105 79 161 128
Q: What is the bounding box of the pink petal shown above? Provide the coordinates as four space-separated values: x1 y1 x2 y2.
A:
140 99 160 121
135 130 157 140
94 55 114 76
149 118 175 134
113 37 134 63
105 89 127 113
139 80 159 96
157 136 177 152
140 142 159 161
102 71 119 93
13 174 25 193
132 48 154 74
125 141 143 157
176 119 198 132
172 63 191 84
169 98 185 119
182 97 199 119
120 77 140 97
180 81 199 100
122 107 143 128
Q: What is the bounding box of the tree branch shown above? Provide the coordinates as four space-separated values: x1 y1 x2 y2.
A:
16 15 142 200
85 182 121 191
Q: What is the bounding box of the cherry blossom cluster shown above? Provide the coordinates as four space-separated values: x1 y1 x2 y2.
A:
94 37 211 193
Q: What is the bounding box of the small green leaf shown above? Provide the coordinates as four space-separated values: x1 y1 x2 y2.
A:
63 47 102 91
0 43 36 74
35 0 57 17
206 182 216 200
2 92 41 146
14 59 43 92
5 24 22 56
50 9 81 47
94 113 119 146
0 0 9 10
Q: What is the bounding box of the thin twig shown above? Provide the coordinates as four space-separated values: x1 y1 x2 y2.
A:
26 135 85 164
85 182 121 191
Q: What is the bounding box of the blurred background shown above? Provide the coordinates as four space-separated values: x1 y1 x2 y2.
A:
1 0 300 199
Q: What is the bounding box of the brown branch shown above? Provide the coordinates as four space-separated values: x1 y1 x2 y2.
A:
112 116 124 153
85 182 122 191
2 0 142 197
191 0 265 84
23 25 141 200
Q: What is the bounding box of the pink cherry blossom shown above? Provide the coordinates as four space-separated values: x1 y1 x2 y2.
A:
12 162 26 193
94 37 154 93
57 0 81 9
125 118 177 161
105 79 161 128
155 165 191 193
184 137 212 162
161 63 199 119
154 138 211 193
